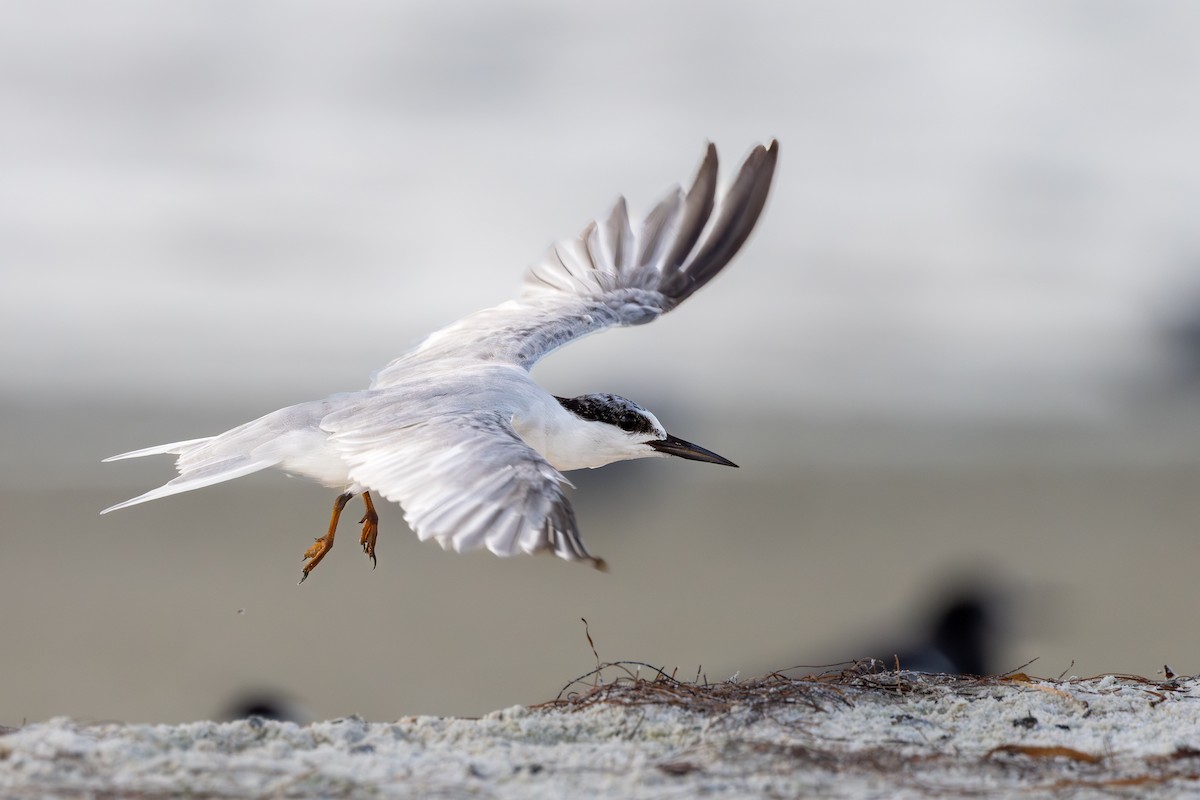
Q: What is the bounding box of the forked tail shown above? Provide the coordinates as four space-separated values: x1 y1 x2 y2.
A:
101 432 286 514
108 396 337 515
102 401 338 514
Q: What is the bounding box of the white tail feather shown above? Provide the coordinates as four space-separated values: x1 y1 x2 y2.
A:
102 437 214 463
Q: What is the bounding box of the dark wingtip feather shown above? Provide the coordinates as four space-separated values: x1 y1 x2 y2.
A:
661 142 720 277
661 140 778 304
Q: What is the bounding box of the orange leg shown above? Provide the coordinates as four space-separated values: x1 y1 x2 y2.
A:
359 491 379 568
300 492 353 584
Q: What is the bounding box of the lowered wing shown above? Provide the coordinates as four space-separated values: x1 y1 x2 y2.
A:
322 393 604 568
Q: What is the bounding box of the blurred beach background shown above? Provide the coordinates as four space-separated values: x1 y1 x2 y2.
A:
3 0 1200 723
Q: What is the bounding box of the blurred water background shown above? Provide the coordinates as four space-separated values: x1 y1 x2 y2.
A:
3 0 1200 723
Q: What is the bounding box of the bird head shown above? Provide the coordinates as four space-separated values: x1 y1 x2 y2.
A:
553 393 737 468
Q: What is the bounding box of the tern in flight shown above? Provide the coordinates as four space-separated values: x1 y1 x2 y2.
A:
103 140 778 580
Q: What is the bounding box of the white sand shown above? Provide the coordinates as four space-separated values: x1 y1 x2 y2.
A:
3 670 1200 798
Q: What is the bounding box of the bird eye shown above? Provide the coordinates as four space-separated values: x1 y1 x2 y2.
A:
619 413 638 431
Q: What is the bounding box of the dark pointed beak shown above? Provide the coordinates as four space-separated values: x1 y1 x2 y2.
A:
648 434 738 467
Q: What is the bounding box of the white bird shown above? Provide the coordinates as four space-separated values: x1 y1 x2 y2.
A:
103 140 779 581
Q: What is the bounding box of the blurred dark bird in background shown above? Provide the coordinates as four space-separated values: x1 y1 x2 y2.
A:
222 692 310 724
870 590 1006 676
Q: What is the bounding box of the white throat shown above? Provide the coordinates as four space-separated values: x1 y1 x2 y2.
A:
512 403 655 472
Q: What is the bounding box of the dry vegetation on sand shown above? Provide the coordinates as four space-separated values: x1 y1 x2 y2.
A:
2 662 1199 798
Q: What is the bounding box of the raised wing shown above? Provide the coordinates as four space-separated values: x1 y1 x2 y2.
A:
522 139 777 309
322 398 604 568
371 140 777 385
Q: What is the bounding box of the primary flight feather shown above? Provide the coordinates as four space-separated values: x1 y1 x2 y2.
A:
103 140 779 580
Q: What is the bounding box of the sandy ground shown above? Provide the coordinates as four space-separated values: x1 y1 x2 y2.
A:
3 669 1200 799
